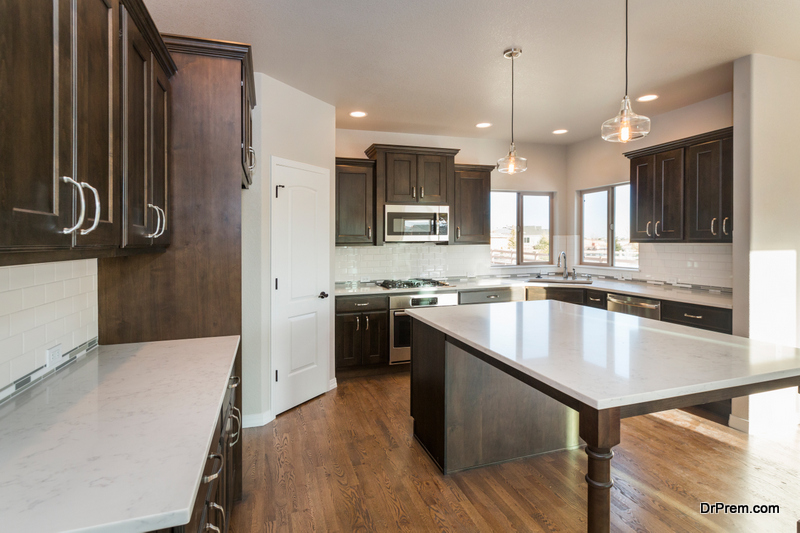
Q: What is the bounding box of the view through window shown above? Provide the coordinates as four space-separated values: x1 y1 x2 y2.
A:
491 191 552 266
580 184 638 267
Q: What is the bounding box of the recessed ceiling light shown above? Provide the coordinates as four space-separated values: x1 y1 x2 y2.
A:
476 122 492 128
636 94 658 102
350 111 367 117
552 129 568 135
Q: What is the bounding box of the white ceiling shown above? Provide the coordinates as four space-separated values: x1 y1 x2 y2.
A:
145 0 800 144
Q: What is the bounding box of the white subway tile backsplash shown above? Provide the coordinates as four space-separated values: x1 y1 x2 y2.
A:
0 259 98 388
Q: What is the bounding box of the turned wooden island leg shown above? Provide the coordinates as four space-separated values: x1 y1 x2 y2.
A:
579 407 621 533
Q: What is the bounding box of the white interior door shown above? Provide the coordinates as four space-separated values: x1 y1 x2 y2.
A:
271 157 331 416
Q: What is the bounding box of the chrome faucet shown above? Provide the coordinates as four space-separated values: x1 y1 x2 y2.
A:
557 251 568 279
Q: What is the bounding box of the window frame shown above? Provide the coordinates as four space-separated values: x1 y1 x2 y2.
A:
579 183 635 268
491 190 554 266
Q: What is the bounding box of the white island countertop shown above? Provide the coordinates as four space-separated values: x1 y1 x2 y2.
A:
406 301 800 410
336 277 732 309
0 335 241 533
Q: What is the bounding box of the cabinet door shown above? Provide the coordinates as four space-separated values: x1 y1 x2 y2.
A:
453 170 490 244
335 314 362 368
121 7 154 247
241 70 253 188
686 139 728 242
0 0 73 250
151 61 171 246
417 155 447 204
361 311 388 365
629 155 655 242
336 164 374 245
385 152 417 203
720 138 733 243
653 149 684 242
74 0 121 248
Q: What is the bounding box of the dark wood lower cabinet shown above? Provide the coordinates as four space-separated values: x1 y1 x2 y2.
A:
335 311 388 368
526 286 586 305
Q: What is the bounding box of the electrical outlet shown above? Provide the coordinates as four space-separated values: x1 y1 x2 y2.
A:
46 344 62 368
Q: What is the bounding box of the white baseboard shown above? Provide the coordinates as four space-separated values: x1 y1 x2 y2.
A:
329 378 337 391
242 410 275 428
728 413 749 433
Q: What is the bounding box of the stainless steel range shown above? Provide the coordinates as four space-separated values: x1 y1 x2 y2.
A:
379 278 450 290
388 291 457 364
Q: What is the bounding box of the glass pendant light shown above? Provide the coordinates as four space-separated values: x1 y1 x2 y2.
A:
497 47 527 174
601 0 650 143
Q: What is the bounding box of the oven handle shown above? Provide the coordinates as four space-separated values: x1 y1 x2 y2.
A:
394 311 409 317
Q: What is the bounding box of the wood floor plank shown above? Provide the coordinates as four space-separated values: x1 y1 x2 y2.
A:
230 372 800 532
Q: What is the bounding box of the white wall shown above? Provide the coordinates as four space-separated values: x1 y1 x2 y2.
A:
730 54 800 434
241 73 336 427
0 260 98 401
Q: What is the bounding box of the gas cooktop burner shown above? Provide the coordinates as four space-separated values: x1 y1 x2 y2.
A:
379 278 450 290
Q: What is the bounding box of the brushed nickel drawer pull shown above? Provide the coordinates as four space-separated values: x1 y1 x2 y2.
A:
229 407 241 447
589 297 602 302
204 524 220 532
208 502 225 526
203 453 223 483
229 376 241 389
354 303 369 307
684 313 703 319
487 294 499 299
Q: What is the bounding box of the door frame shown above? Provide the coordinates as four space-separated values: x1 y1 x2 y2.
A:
269 156 334 416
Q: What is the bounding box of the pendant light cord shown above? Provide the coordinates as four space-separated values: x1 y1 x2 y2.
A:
625 0 628 97
511 53 515 145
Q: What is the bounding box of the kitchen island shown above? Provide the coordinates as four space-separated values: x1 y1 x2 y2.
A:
0 336 241 533
407 301 800 533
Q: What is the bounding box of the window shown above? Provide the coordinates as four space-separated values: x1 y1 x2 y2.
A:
491 191 553 265
580 184 638 267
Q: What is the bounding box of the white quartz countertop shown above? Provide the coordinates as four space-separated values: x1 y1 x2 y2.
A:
335 277 732 309
406 301 800 410
0 335 241 533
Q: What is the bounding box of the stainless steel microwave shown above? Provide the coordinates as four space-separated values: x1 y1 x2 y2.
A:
384 205 449 242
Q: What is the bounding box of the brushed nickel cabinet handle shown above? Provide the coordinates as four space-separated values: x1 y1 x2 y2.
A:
589 297 602 302
412 186 416 199
684 313 703 319
145 204 162 238
248 146 256 172
202 453 223 483
204 524 220 533
229 408 241 447
646 220 651 237
368 226 372 239
723 217 729 235
365 316 370 330
711 217 717 236
228 376 241 389
457 227 461 239
61 176 86 234
420 187 424 198
354 303 369 307
355 316 360 331
654 220 661 237
79 182 101 235
208 502 225 527
487 294 499 299
153 206 166 238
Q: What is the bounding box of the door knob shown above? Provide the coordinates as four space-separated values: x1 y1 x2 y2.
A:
319 291 329 299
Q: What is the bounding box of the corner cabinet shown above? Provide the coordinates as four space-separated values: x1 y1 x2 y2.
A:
0 0 176 266
625 127 732 244
335 158 375 245
452 164 493 244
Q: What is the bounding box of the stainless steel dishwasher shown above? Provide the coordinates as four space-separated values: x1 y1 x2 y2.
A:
606 293 661 320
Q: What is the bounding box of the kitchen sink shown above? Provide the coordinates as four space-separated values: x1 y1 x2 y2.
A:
527 277 593 284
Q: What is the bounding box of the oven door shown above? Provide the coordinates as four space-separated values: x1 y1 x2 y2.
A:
389 310 412 364
385 206 448 242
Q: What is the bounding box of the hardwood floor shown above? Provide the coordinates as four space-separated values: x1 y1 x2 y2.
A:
230 372 800 532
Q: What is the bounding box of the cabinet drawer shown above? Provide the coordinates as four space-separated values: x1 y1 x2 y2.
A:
336 296 388 313
459 288 512 305
585 290 607 309
527 287 585 305
661 301 732 334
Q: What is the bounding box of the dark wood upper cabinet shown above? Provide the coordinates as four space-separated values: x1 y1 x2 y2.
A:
629 155 655 242
151 61 171 246
686 137 733 242
74 0 122 248
385 152 417 203
121 7 155 247
453 164 493 245
417 155 448 204
0 0 73 251
241 66 256 188
654 148 684 242
625 127 732 244
335 159 375 245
